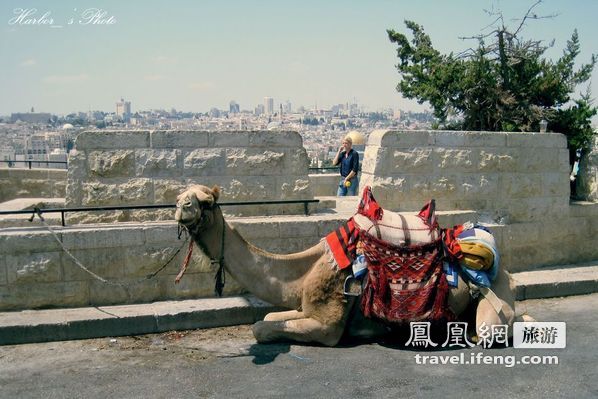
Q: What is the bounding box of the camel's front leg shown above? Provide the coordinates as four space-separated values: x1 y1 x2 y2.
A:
263 310 304 322
252 318 344 347
475 268 516 338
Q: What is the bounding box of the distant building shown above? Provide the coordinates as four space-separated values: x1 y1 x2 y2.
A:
255 104 265 116
209 108 221 118
116 98 131 122
284 100 292 113
229 101 240 114
264 97 274 115
10 112 52 124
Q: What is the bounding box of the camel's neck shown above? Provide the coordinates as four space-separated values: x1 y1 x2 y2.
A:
191 209 324 309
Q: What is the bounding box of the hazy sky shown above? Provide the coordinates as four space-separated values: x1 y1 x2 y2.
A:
1 0 597 115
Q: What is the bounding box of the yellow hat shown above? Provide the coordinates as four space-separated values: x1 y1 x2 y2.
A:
459 242 494 271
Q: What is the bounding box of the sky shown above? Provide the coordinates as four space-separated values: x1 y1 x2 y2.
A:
1 0 597 115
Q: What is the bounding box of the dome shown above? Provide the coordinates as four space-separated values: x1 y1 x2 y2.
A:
62 123 74 129
346 130 365 145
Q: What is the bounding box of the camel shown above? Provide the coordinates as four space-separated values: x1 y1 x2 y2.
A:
175 184 521 347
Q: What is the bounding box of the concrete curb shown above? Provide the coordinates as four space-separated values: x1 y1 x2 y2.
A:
1 263 597 346
512 262 598 301
0 296 283 346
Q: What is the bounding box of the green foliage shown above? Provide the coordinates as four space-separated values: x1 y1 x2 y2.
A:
387 12 597 155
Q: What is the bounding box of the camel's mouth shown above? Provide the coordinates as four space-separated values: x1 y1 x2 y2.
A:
175 196 201 227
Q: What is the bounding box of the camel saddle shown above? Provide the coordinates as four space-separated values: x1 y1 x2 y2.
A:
326 187 455 324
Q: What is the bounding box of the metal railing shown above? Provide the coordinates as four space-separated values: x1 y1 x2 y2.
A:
0 160 68 169
308 166 339 173
0 199 320 226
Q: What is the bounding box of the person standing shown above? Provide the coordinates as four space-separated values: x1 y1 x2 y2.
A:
332 136 359 196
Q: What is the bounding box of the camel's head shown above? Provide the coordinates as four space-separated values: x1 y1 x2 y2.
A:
175 184 221 230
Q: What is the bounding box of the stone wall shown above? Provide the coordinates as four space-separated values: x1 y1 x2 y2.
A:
309 173 339 197
0 211 476 311
360 129 570 223
0 169 66 202
0 217 343 311
66 130 313 222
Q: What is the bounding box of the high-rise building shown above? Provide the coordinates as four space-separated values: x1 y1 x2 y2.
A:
255 104 265 116
284 100 292 113
264 97 274 115
229 101 240 114
116 98 131 122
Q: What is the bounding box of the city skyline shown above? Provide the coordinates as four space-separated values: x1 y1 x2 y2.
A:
2 0 597 116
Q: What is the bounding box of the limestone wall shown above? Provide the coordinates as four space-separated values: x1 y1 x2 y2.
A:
361 130 570 223
1 207 595 310
0 217 342 311
309 173 339 197
0 169 66 202
66 130 313 222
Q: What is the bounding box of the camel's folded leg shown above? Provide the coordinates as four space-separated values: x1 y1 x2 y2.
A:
252 317 344 347
263 310 304 322
475 268 516 338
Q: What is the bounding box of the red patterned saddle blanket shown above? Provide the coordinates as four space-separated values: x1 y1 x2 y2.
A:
325 186 455 324
359 231 455 324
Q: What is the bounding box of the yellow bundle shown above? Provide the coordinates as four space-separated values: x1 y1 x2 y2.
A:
459 242 494 271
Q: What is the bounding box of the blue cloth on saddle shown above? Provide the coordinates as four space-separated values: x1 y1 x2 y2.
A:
457 224 499 288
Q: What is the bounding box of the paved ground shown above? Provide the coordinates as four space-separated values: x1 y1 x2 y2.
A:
1 294 597 399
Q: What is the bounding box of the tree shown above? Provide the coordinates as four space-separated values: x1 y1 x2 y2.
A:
387 1 597 156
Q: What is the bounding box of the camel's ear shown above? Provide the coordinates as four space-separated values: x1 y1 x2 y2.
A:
211 185 220 203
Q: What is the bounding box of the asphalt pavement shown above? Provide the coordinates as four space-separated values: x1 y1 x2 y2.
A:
1 293 597 399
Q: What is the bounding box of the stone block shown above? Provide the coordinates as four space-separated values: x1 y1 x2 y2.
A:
209 131 250 147
409 175 458 199
459 174 498 199
75 131 150 150
53 180 67 197
163 272 216 299
81 181 118 206
503 223 541 246
0 281 89 311
460 131 507 147
225 148 285 176
388 148 433 173
434 148 477 172
6 252 62 284
279 178 312 200
0 230 62 255
17 179 53 197
123 245 188 277
231 220 280 239
278 220 319 238
501 174 543 198
478 149 518 172
119 178 153 205
370 176 410 202
217 176 276 201
150 130 209 148
61 226 145 250
183 149 226 176
522 148 560 173
153 179 188 204
506 132 567 148
88 150 136 178
285 148 310 172
379 130 431 148
248 131 303 147
542 173 569 197
143 223 180 245
135 149 181 177
361 146 382 174
62 247 126 281
88 277 164 306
